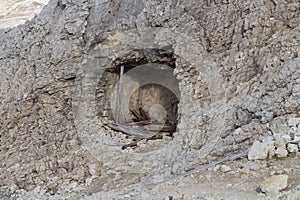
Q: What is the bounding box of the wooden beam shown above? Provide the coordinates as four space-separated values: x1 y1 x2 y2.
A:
107 123 155 139
115 65 124 124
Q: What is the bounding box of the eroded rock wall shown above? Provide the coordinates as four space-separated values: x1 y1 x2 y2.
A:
0 0 299 196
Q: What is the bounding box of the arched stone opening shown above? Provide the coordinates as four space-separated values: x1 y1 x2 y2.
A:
96 49 180 137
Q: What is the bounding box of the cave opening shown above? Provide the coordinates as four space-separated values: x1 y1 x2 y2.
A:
96 49 180 138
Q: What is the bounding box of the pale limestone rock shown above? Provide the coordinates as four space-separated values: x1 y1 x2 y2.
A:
287 143 298 153
281 134 291 144
279 185 300 200
260 175 288 197
275 148 288 158
288 118 300 127
248 141 269 160
296 127 300 136
33 186 41 195
274 138 286 149
88 163 100 177
213 165 221 172
289 136 300 143
73 167 85 181
220 165 231 173
262 136 275 146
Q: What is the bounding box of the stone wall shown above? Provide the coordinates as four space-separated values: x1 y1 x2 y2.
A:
0 0 299 196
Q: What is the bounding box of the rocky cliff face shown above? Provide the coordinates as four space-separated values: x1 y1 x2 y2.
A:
0 0 299 198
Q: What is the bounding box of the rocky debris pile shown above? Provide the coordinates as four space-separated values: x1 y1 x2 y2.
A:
248 117 300 160
1 161 102 199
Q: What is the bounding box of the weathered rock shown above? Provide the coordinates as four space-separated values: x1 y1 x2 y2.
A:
32 186 41 195
64 182 78 192
288 118 300 127
72 167 86 182
287 143 298 153
0 0 299 197
275 148 288 158
88 163 101 177
274 138 286 149
297 127 300 136
289 136 300 143
248 141 270 160
281 134 292 144
279 184 300 200
260 175 288 197
220 165 231 173
262 136 275 146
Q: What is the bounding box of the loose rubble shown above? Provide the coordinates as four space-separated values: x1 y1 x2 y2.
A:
248 117 300 160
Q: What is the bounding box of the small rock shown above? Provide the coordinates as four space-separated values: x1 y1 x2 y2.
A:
64 181 77 192
270 171 276 176
9 183 18 193
280 185 300 199
33 186 41 195
288 118 300 127
239 166 250 176
39 189 46 196
262 136 274 146
85 177 93 186
73 166 85 181
275 148 288 158
233 128 243 135
287 143 298 153
88 163 100 177
260 175 288 197
274 138 286 149
281 134 291 144
248 141 269 160
289 136 300 143
213 165 220 172
220 165 231 173
57 168 68 177
268 146 276 158
296 127 300 136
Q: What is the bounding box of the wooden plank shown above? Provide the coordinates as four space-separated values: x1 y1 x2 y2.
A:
130 108 143 121
125 120 152 126
141 124 176 133
115 65 124 124
107 123 155 139
139 107 149 120
121 142 138 150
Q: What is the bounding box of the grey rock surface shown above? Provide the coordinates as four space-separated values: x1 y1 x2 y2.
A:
260 175 288 197
248 141 270 160
0 0 299 198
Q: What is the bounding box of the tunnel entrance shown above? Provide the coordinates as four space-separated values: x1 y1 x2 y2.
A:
96 49 180 139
